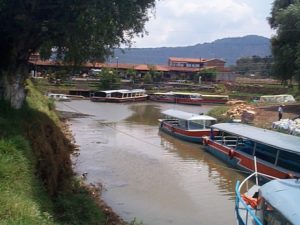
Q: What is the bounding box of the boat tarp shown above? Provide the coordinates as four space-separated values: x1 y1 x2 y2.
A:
260 179 300 225
211 123 300 154
259 94 295 103
162 109 216 121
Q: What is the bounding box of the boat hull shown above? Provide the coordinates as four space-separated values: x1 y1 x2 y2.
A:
91 96 148 102
160 121 213 143
203 138 292 179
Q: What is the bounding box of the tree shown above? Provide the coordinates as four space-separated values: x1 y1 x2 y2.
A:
148 65 163 82
0 0 156 108
268 0 300 86
143 72 153 84
233 56 273 77
98 69 120 90
195 68 217 82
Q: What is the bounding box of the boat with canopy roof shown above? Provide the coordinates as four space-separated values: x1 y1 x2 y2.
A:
159 109 217 143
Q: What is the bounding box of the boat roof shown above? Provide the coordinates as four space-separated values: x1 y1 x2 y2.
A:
201 94 229 98
100 89 145 94
211 123 300 154
152 92 174 95
162 109 217 121
260 179 300 225
172 92 201 96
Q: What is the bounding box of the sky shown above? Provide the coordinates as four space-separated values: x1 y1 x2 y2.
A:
131 0 275 48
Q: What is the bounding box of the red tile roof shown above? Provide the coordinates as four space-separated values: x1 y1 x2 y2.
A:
169 57 208 63
29 60 230 73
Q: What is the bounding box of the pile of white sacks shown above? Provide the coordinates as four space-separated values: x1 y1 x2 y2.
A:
272 118 300 136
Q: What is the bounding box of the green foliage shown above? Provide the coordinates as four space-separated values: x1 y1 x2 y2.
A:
147 65 163 82
207 106 230 123
54 182 105 225
194 68 217 82
0 0 156 69
233 55 273 76
0 135 55 224
269 0 300 87
143 72 153 84
0 81 107 224
98 69 121 89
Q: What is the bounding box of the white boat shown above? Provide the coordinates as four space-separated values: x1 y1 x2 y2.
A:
90 89 148 102
47 93 71 102
159 109 217 143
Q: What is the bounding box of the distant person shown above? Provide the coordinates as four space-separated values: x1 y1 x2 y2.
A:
278 105 283 121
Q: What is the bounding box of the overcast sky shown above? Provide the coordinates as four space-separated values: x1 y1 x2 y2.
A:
131 0 274 48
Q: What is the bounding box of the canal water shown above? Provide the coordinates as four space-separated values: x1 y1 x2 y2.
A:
56 100 247 225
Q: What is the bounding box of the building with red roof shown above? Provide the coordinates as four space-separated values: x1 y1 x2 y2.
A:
29 55 236 82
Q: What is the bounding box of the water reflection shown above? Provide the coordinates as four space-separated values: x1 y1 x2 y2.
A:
57 101 248 225
158 131 246 200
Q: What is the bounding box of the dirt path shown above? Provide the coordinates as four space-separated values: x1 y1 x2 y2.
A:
253 104 300 129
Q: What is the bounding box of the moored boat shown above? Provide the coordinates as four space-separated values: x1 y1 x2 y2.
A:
201 94 229 104
159 109 217 143
90 89 148 102
235 169 300 225
148 92 175 103
203 123 300 178
149 92 228 104
47 93 71 102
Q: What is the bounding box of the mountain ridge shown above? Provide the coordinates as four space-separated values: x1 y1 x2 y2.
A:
113 35 271 66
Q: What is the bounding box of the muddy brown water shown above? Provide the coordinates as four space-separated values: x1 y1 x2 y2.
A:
56 100 247 225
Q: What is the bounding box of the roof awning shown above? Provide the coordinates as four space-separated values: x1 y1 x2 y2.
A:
211 123 300 154
162 109 216 121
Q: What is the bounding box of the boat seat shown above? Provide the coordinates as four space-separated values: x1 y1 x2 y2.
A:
227 144 236 147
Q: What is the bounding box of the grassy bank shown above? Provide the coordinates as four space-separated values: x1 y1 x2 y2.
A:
0 80 108 224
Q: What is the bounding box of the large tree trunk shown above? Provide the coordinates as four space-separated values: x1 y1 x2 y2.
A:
0 67 27 109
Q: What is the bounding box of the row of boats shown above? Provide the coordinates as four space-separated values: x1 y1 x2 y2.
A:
48 89 229 104
159 109 300 225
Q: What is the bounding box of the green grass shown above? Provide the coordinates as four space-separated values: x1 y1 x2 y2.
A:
207 105 230 122
0 80 107 225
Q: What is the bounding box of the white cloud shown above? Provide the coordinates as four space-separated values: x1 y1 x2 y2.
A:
131 0 274 48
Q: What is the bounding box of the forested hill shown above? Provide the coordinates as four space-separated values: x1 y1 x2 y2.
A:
113 35 271 66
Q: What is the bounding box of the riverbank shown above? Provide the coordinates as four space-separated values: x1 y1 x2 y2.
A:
208 102 300 129
0 80 125 224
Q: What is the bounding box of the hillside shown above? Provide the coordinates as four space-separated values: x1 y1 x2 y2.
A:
113 35 271 66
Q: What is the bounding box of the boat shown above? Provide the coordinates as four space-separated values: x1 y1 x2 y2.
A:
201 94 229 104
159 109 217 143
235 168 300 225
202 123 300 179
47 93 71 102
90 89 148 102
149 92 228 105
148 92 175 103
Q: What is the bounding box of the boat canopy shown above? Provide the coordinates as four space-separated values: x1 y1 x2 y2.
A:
100 89 128 94
260 179 300 225
173 92 201 96
152 92 173 95
162 109 217 121
211 123 300 154
100 89 145 94
201 94 229 98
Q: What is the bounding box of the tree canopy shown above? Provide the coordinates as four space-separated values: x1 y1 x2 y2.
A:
0 0 156 108
269 0 300 86
233 55 272 77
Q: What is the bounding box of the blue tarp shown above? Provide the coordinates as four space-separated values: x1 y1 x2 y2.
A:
260 179 300 225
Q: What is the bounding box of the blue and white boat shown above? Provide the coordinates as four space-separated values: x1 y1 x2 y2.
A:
235 169 300 225
203 123 300 179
